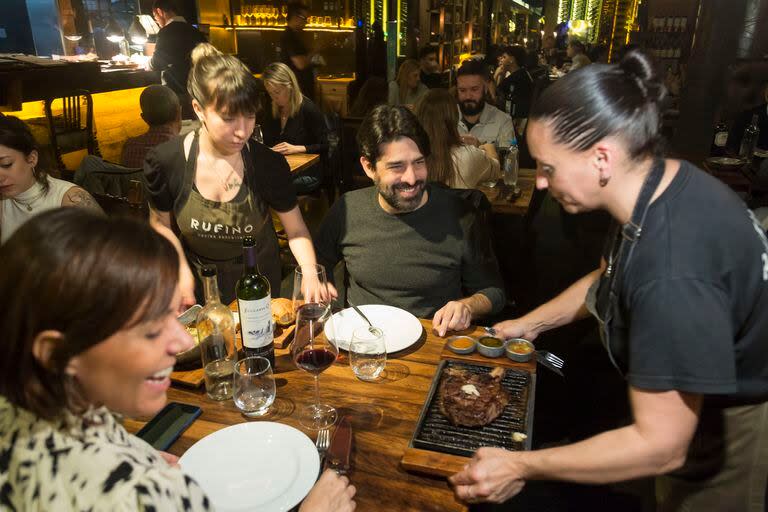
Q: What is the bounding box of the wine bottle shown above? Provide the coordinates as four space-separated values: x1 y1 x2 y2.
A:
236 236 275 367
197 265 236 400
711 120 729 157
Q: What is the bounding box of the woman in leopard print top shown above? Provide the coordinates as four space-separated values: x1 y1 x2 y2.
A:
0 209 356 512
0 208 210 511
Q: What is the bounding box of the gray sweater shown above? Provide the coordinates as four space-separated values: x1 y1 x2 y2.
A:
315 185 506 318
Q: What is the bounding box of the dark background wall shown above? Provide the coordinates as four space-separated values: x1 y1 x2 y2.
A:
0 0 35 54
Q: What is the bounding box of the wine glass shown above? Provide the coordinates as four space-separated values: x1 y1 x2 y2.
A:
292 301 338 429
251 124 263 144
292 263 332 312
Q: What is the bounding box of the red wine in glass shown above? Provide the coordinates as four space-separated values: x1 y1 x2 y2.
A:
294 348 337 374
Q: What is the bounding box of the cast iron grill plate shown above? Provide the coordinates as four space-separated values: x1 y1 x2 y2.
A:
411 360 534 457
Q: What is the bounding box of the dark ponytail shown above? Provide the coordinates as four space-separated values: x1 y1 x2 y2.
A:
530 50 666 160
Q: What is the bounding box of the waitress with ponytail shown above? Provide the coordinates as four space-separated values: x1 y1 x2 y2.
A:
144 43 329 305
450 51 768 511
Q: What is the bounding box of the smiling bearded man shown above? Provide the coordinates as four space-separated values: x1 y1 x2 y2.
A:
314 105 505 336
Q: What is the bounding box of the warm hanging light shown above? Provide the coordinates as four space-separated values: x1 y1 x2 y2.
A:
105 17 125 43
128 17 148 44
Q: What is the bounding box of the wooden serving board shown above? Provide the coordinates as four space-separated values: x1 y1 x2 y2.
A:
400 340 536 477
170 300 296 388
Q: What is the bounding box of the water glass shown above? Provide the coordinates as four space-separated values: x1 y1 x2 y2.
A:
349 327 387 381
234 356 276 417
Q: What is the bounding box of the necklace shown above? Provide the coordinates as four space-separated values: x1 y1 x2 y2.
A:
10 186 46 212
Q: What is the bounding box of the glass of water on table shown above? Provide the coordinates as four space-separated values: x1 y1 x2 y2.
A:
349 326 387 381
234 356 276 417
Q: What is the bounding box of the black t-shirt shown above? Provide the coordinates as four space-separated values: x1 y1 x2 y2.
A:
150 20 206 95
608 161 768 404
261 96 328 155
497 68 533 118
143 135 297 213
280 28 315 100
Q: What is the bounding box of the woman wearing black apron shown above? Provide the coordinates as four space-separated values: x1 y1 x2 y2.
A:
450 52 768 511
144 43 328 306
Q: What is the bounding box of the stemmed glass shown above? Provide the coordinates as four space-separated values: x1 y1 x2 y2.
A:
292 265 337 429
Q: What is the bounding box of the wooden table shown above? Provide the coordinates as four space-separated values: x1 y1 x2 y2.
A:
285 153 321 174
478 168 537 215
125 320 535 512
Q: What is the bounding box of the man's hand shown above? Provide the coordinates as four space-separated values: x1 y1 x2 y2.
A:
460 134 481 147
272 142 304 155
432 300 472 337
299 469 356 512
449 447 526 504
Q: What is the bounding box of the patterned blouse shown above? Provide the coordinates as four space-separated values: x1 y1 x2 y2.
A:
0 396 212 511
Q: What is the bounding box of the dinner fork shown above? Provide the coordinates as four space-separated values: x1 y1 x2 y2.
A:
316 428 330 467
536 351 565 377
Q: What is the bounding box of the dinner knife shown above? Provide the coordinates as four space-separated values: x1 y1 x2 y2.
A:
347 300 375 330
324 416 352 475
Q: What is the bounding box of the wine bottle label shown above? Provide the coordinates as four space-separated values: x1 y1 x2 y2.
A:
239 296 274 349
715 132 728 147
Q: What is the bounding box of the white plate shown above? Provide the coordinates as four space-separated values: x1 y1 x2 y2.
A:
327 304 423 353
179 422 319 512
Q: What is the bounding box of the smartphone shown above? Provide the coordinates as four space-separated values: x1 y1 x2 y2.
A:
136 402 202 451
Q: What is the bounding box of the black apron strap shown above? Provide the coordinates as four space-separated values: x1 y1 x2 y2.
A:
597 158 666 375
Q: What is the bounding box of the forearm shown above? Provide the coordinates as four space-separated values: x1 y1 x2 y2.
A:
288 235 318 267
520 423 686 484
519 268 601 337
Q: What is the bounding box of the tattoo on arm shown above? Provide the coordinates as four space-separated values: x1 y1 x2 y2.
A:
63 187 104 213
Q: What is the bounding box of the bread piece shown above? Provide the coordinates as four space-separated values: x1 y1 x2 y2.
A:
271 297 295 327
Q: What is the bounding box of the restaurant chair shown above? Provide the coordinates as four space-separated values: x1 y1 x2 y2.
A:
339 116 372 193
74 155 148 219
44 89 101 180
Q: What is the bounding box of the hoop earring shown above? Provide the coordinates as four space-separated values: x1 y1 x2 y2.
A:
599 175 610 187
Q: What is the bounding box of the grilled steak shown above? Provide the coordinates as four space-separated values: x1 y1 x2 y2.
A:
439 367 509 427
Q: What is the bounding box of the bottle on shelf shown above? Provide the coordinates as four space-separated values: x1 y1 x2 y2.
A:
236 236 275 367
197 265 236 400
739 114 761 160
711 120 729 157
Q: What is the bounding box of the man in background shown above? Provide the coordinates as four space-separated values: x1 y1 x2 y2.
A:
149 0 205 118
456 59 516 150
418 46 443 89
281 2 315 100
121 85 181 169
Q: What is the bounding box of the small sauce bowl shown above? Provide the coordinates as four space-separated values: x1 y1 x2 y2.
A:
477 336 505 358
447 336 477 355
506 338 535 362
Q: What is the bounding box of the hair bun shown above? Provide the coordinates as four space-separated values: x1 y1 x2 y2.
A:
190 42 222 66
619 50 666 104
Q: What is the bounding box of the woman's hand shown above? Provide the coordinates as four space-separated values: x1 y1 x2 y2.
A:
492 318 538 341
301 272 338 304
449 448 526 504
158 451 180 468
299 469 356 512
178 259 197 312
272 142 305 155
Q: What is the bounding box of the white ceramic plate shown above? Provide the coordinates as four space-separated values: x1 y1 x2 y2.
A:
327 304 424 353
179 422 319 512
